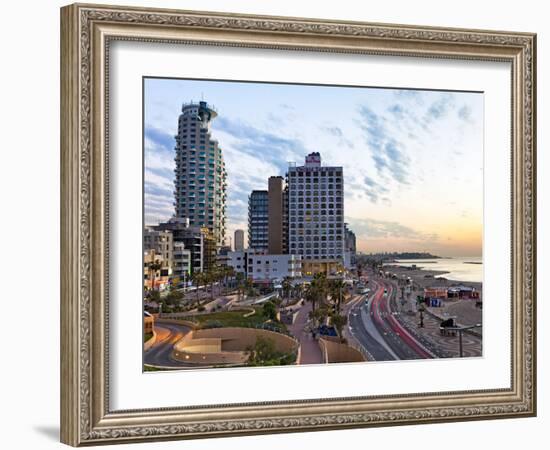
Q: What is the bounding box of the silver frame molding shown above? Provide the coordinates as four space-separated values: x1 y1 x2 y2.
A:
60 3 536 446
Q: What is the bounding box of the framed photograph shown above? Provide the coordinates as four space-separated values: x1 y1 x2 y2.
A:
60 3 536 446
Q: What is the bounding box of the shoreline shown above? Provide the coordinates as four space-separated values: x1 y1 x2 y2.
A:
381 264 482 292
381 263 482 329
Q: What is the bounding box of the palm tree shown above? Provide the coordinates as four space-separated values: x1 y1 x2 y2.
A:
223 265 235 291
205 270 216 300
329 279 346 314
330 313 348 342
312 273 329 306
305 283 319 313
147 259 162 292
282 277 292 301
235 272 245 300
191 271 206 305
309 305 329 329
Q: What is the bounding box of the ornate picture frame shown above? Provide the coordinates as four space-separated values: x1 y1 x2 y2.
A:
60 3 536 446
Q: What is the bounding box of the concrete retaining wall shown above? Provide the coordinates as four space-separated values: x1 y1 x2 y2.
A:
319 337 366 364
156 318 199 329
172 327 298 366
143 330 157 352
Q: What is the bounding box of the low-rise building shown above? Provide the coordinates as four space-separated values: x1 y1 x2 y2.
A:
225 250 302 283
424 287 449 299
247 253 302 283
144 228 173 268
153 217 214 274
143 250 170 291
172 242 191 287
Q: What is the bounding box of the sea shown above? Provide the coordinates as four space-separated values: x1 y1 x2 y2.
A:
389 256 483 283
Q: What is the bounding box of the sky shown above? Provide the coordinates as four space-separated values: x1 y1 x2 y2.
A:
144 77 483 257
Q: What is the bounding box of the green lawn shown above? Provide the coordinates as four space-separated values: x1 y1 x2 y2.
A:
144 332 153 343
184 308 287 333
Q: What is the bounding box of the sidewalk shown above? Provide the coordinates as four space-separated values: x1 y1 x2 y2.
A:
287 302 324 365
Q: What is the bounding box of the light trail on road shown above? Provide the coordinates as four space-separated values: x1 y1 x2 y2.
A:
346 276 435 361
144 320 193 369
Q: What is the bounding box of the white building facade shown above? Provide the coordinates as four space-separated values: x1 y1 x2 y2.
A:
225 251 302 282
286 152 344 275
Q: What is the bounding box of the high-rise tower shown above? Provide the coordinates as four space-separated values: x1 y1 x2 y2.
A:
248 190 268 253
174 101 227 247
268 176 285 254
287 152 344 275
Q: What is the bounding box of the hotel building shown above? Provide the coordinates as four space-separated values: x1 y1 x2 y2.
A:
286 152 345 275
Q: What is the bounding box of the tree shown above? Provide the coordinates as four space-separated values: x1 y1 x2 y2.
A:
235 272 245 300
223 265 235 290
306 273 328 312
262 301 277 321
309 305 329 328
146 259 162 292
164 289 183 306
305 283 319 313
329 279 346 314
246 337 295 366
145 289 160 304
330 313 348 342
282 277 292 301
191 271 207 305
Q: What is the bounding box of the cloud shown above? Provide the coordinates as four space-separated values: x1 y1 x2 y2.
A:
320 125 355 149
457 104 472 122
211 116 314 232
347 217 438 242
144 126 175 153
214 116 308 175
362 176 389 203
144 181 172 199
323 126 343 138
357 106 410 184
424 94 455 122
387 104 406 119
143 125 176 225
348 176 390 204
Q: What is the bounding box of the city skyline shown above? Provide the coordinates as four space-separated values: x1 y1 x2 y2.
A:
144 78 483 257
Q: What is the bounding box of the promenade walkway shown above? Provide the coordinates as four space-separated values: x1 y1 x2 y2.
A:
288 302 324 365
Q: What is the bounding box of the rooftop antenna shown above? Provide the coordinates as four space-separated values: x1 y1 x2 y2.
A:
201 92 204 101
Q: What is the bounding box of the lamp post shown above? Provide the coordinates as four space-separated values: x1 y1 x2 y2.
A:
418 303 425 328
416 295 426 327
446 323 482 357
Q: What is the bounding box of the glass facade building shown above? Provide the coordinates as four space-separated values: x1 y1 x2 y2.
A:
174 101 227 247
248 190 269 253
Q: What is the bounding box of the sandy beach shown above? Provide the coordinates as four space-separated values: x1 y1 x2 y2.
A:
382 264 483 329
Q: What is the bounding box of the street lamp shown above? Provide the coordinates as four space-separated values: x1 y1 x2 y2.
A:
445 323 482 357
417 300 426 328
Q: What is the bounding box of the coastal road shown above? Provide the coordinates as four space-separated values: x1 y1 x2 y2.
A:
347 280 435 361
347 295 397 361
144 321 193 368
370 279 435 359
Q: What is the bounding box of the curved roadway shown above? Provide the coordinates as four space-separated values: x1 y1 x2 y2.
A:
144 321 193 368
